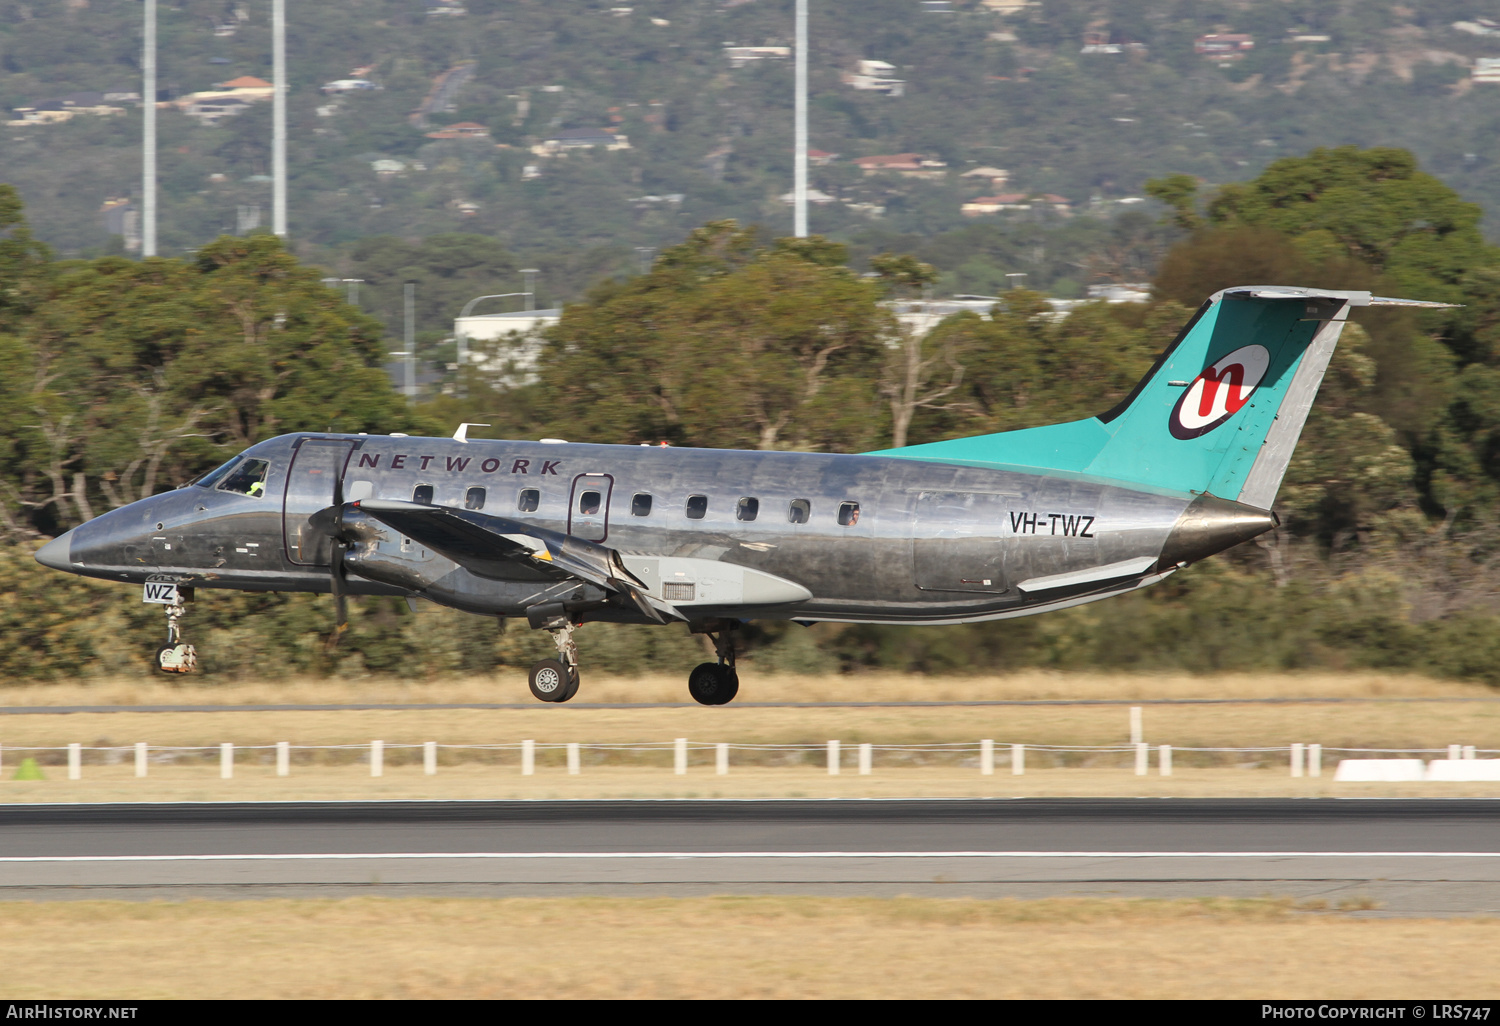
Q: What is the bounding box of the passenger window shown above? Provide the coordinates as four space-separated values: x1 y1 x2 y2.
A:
788 499 810 524
838 501 861 527
737 497 759 522
412 485 434 505
517 489 540 512
219 459 270 498
579 490 602 515
465 487 486 510
632 493 653 517
685 494 708 520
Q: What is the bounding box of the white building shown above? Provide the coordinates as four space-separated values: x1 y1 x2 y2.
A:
454 309 563 386
843 60 905 96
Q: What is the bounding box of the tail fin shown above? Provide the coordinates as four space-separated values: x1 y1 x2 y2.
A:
874 287 1454 508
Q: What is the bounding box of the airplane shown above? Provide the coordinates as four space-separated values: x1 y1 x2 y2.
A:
34 286 1450 705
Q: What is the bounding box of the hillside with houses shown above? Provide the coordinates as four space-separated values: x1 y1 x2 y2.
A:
3 0 1500 314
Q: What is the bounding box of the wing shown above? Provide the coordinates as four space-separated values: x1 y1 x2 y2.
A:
347 498 686 624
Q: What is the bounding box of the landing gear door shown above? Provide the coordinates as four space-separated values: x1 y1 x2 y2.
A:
567 473 613 542
282 438 356 566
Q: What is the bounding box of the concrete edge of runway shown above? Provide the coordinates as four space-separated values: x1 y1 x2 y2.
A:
2 796 1500 825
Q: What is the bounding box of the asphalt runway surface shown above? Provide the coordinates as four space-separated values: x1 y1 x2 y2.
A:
2 798 1499 915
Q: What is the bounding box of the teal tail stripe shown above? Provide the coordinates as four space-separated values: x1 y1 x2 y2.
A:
870 287 1365 507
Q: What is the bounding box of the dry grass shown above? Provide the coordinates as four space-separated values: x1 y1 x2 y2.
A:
0 895 1496 998
4 765 1499 803
0 668 1484 708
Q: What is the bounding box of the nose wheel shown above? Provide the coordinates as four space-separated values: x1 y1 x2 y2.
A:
154 602 197 675
688 625 739 705
528 622 580 702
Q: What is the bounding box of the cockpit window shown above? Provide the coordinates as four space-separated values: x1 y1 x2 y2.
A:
193 457 240 490
218 459 270 497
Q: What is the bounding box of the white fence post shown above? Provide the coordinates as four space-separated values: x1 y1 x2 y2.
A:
1134 742 1148 776
1464 745 1477 760
827 740 840 775
68 743 81 780
135 742 147 778
858 743 872 776
716 742 728 776
1011 743 1025 776
1130 706 1143 744
1291 743 1304 778
424 741 437 776
1160 744 1172 777
220 742 233 780
1308 743 1322 778
980 739 994 776
567 742 580 775
674 738 687 775
1449 745 1462 761
370 740 383 778
276 741 290 777
522 739 535 776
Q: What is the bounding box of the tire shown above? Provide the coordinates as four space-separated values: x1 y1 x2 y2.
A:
528 659 570 702
556 667 581 703
688 662 739 706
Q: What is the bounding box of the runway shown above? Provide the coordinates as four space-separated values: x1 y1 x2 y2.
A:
2 799 1498 914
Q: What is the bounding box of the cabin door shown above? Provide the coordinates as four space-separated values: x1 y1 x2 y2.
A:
282 438 357 566
568 473 614 542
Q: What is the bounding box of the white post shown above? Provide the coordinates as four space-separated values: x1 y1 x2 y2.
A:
1129 706 1143 745
716 742 729 776
141 0 157 257
1465 745 1477 761
793 0 808 237
220 742 233 780
567 742 580 775
980 739 994 776
522 739 535 776
276 741 290 777
1308 743 1322 778
370 740 383 778
1291 743 1304 778
674 737 687 775
68 743 81 781
827 740 840 775
858 743 872 776
272 0 287 239
1449 744 1462 761
1159 744 1172 777
424 741 437 776
135 743 147 778
1011 743 1025 776
1134 742 1148 776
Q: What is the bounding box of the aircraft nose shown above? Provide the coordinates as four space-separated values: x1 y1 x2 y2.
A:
35 531 74 571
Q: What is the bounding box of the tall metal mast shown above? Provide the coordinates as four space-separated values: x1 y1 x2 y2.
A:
272 0 287 239
793 0 808 238
142 0 157 257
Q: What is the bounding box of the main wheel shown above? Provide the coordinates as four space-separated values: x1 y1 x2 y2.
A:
528 659 570 702
687 662 739 706
556 667 581 703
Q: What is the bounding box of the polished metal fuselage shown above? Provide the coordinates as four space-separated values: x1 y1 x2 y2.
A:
48 432 1254 626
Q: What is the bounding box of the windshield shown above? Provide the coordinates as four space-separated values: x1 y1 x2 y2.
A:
192 457 240 490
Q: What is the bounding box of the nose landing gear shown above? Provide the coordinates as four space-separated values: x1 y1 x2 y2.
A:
154 602 198 675
688 624 739 706
528 621 580 703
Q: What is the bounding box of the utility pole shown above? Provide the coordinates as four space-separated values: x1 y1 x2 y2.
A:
142 0 157 257
403 282 416 399
793 0 808 238
520 269 539 312
272 0 287 239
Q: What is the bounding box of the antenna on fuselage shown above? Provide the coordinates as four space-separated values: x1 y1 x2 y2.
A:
452 423 491 443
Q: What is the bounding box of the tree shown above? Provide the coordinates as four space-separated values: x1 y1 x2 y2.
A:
535 222 890 451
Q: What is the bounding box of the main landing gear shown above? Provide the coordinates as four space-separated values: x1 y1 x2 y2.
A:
154 601 198 675
528 622 580 703
688 625 739 706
